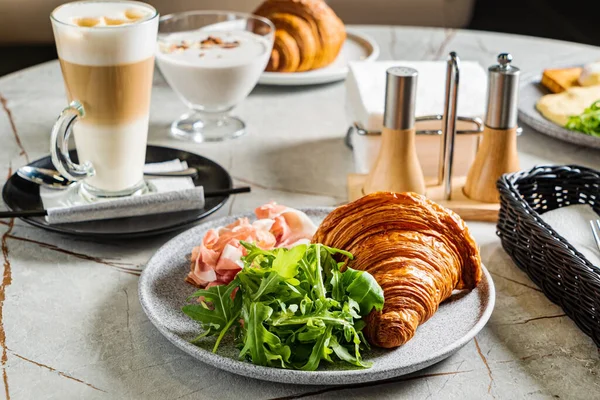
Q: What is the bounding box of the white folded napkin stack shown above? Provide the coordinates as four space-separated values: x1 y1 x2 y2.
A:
539 204 600 268
346 61 488 175
40 159 202 224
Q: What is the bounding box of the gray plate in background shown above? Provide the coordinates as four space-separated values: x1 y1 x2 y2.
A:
518 71 600 149
139 208 495 385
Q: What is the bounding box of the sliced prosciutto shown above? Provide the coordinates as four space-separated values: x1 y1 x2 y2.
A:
186 203 317 288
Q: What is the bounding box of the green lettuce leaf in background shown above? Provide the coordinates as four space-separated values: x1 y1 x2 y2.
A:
566 100 600 136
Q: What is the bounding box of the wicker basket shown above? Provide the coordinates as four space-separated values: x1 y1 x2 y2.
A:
497 165 600 347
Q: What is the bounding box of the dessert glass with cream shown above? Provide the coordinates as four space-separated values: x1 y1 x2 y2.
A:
50 0 158 199
156 12 274 142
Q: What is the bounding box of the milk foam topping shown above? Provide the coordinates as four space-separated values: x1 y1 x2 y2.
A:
51 1 158 66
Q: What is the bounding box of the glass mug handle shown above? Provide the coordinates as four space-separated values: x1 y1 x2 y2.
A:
50 100 95 181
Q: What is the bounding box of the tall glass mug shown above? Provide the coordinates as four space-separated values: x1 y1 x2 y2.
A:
50 0 158 199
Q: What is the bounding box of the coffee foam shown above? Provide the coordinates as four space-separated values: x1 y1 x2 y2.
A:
51 1 158 66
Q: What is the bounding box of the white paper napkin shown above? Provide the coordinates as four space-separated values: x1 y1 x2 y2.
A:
346 60 487 131
40 159 199 224
540 204 600 268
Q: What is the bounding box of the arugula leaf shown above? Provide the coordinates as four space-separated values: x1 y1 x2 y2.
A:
272 244 306 281
239 302 291 368
249 245 307 301
251 271 284 300
330 334 371 368
328 266 344 302
298 325 334 371
342 267 385 316
183 279 242 353
240 241 276 267
183 279 241 341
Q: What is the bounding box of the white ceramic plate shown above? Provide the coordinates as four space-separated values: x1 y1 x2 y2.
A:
139 208 495 385
258 30 379 86
518 71 600 149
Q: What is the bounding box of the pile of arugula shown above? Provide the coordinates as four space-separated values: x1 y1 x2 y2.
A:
182 242 384 371
566 100 600 136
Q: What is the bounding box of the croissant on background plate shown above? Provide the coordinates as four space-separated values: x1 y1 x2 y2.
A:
313 192 482 348
254 0 346 72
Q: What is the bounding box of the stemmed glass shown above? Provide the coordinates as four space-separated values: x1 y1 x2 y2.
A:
156 11 275 142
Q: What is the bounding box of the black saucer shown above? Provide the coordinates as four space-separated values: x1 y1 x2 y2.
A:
2 145 232 239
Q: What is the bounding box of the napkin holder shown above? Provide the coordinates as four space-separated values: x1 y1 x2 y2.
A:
347 52 521 222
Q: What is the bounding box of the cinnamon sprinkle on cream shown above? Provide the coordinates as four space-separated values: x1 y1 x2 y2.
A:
160 36 241 53
221 41 241 49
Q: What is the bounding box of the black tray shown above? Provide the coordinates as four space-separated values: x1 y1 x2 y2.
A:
2 145 232 239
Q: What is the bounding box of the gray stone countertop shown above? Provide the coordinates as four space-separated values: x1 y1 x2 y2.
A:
0 25 600 400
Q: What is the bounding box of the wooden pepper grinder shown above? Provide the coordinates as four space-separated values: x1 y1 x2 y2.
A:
464 53 520 203
363 67 426 195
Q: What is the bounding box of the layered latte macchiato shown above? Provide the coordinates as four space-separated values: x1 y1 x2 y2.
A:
51 1 158 195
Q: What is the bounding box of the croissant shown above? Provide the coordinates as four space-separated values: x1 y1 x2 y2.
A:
313 192 482 348
254 0 346 72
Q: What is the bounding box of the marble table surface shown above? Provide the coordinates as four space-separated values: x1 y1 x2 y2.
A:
1 25 600 400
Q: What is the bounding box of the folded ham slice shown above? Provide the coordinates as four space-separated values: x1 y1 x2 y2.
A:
255 203 318 247
186 203 316 287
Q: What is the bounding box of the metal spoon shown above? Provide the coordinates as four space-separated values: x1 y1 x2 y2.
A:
17 166 199 190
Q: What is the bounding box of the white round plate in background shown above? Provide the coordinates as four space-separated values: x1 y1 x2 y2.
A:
258 29 380 86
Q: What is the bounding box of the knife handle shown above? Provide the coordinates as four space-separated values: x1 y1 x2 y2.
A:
0 210 47 218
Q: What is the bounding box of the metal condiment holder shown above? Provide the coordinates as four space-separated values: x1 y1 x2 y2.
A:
345 116 484 149
348 51 521 222
439 51 460 200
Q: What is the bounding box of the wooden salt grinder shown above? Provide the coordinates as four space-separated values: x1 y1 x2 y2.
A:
363 67 426 195
464 53 521 203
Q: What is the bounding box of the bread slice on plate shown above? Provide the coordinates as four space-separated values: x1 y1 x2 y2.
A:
541 67 582 93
